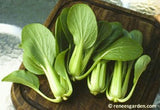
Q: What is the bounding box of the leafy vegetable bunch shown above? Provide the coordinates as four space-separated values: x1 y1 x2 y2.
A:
2 3 151 103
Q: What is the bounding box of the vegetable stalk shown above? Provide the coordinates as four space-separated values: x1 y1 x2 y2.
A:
87 60 107 95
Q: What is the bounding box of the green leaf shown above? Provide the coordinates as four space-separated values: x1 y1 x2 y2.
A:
110 22 122 30
60 8 73 44
129 30 143 45
104 22 123 46
122 29 131 37
2 70 39 90
54 50 68 79
2 70 65 103
133 55 151 83
54 49 73 97
96 22 123 53
96 37 143 61
67 4 97 49
55 17 69 52
21 23 58 67
23 53 44 75
95 21 112 48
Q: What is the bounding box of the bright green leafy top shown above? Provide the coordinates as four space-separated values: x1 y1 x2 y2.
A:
67 4 97 49
19 23 58 74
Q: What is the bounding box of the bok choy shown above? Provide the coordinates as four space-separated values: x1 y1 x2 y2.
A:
87 21 123 95
106 55 151 102
1 3 151 104
106 30 151 102
2 23 72 103
67 4 98 80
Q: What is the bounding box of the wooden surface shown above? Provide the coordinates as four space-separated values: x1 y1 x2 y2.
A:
11 0 160 110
